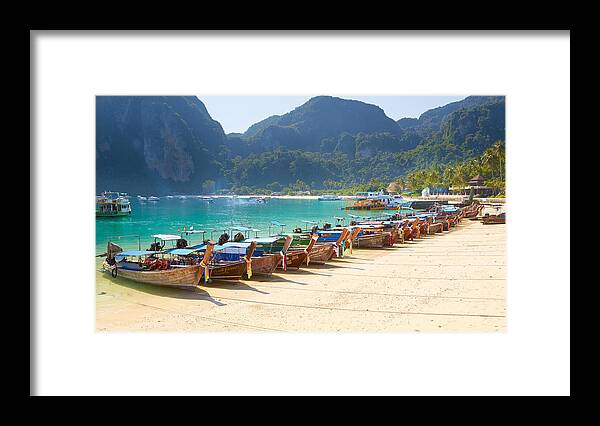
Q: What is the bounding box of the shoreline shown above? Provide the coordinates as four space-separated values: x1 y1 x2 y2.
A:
143 194 506 203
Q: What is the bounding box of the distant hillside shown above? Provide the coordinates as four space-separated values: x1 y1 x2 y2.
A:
224 95 505 190
96 96 229 195
230 96 402 153
96 95 505 194
401 96 504 130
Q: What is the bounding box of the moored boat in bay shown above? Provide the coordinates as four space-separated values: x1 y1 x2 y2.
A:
96 191 132 217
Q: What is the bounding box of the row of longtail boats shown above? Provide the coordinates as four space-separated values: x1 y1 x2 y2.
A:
101 202 501 288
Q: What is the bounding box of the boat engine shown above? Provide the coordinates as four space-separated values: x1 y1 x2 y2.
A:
293 227 302 233
233 232 245 242
311 225 319 234
149 242 162 251
217 233 230 245
176 238 188 249
323 223 331 230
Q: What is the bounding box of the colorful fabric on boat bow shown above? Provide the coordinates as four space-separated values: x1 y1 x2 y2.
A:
245 256 252 279
199 260 209 284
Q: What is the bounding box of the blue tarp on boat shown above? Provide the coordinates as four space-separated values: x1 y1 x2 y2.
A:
114 250 162 262
221 242 252 249
189 243 227 252
167 248 202 256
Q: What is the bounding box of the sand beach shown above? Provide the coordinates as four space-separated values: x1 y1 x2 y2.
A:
96 219 505 332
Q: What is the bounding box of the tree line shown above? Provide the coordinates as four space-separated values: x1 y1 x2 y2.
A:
200 140 505 196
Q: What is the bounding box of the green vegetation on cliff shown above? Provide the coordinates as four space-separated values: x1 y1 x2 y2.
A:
96 95 505 195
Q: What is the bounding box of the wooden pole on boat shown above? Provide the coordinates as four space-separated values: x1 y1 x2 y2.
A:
305 234 319 265
280 235 293 271
336 228 349 255
347 227 361 254
244 241 257 279
198 244 214 285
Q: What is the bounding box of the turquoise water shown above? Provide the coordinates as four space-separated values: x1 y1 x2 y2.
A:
95 197 407 254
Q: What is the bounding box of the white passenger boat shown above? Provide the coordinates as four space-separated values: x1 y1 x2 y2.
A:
353 191 405 208
318 194 342 201
96 191 132 217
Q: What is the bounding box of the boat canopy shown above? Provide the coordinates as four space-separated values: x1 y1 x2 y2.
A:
301 220 318 225
221 242 252 249
117 250 162 257
183 230 206 234
271 220 286 226
189 243 227 252
232 226 252 232
245 236 280 244
152 234 181 241
166 248 203 256
115 250 162 261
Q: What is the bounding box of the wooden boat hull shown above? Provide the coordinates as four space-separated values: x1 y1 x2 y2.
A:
278 250 308 269
102 261 201 288
96 211 131 218
208 261 247 280
250 253 282 275
482 216 506 224
307 244 335 263
383 231 395 246
276 243 333 263
428 223 444 234
344 206 385 210
354 233 385 248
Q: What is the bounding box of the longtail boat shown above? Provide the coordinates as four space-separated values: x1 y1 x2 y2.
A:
463 204 485 219
213 241 281 277
358 224 394 247
184 240 285 280
355 233 385 248
263 224 345 262
281 234 319 268
101 242 213 288
316 224 388 249
245 235 297 271
482 212 506 224
344 198 386 210
164 242 250 283
253 234 319 270
307 228 350 262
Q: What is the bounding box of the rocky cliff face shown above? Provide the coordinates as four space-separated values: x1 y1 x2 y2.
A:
96 96 227 194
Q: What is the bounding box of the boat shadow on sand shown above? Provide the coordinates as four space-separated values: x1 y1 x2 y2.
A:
303 262 366 271
101 273 271 306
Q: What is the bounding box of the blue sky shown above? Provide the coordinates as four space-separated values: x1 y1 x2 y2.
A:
200 95 467 134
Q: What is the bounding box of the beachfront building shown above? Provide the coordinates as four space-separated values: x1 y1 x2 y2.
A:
420 186 449 196
386 182 404 195
449 175 497 197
